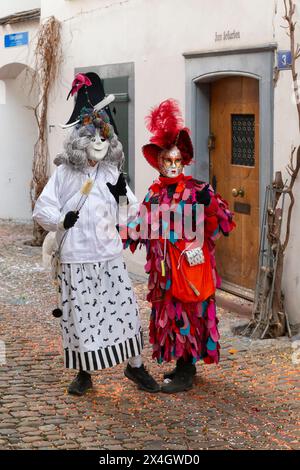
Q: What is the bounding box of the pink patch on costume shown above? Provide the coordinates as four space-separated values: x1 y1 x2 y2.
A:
144 259 152 272
210 326 220 342
207 319 216 329
184 204 192 216
176 333 186 344
159 329 168 346
166 302 176 320
155 257 162 272
175 302 183 320
181 310 189 330
182 188 190 201
207 301 216 320
188 334 198 351
158 308 168 329
175 335 185 356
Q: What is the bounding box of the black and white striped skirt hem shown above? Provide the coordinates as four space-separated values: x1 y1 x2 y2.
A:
64 330 144 371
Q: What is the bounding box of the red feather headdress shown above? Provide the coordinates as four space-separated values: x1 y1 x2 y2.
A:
142 99 193 170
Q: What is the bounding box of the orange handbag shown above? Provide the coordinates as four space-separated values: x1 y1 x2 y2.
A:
168 241 216 303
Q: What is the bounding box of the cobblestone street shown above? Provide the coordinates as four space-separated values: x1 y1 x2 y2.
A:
0 221 299 450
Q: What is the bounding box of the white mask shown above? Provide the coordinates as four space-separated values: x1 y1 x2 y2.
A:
87 128 109 162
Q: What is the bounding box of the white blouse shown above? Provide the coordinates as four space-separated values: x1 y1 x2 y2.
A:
32 162 138 264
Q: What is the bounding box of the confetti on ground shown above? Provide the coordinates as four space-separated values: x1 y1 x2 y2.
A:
0 221 299 450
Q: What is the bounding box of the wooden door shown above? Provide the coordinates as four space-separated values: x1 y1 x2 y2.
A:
210 76 259 291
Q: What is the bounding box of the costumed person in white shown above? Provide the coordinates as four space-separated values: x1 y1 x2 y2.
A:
33 73 159 395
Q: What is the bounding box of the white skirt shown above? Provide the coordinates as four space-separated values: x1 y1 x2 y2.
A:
59 255 143 371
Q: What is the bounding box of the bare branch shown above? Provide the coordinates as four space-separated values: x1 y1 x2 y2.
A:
283 0 288 19
282 1 300 130
283 146 300 252
27 16 63 245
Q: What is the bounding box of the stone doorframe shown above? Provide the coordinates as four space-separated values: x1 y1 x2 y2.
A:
183 43 277 229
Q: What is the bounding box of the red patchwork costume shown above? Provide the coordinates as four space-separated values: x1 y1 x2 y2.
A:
121 99 235 392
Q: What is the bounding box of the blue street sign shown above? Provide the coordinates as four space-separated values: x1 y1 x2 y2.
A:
4 32 29 48
277 50 292 70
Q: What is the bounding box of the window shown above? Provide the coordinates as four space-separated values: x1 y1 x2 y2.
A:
231 114 255 166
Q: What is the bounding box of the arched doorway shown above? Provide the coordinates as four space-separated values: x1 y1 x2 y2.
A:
209 75 259 292
0 62 38 220
194 73 260 297
184 45 275 299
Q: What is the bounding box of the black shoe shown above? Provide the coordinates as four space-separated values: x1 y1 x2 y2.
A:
124 364 160 393
163 363 196 380
161 363 195 394
68 370 93 396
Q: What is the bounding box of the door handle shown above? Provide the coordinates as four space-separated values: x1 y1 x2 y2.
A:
232 188 245 197
208 133 216 150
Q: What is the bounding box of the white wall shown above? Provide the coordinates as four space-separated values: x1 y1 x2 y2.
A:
42 0 276 199
40 0 300 325
0 12 40 220
0 0 41 222
0 18 38 71
0 0 40 18
273 1 300 326
0 68 38 219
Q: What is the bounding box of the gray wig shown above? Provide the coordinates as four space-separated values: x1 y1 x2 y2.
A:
54 125 125 171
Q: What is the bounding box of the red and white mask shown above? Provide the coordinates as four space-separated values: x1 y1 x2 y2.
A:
158 146 184 178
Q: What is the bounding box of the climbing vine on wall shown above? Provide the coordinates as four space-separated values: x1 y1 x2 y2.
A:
26 16 62 246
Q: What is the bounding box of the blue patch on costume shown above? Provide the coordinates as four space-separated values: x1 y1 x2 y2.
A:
201 301 208 317
128 221 137 228
192 356 197 364
145 191 151 202
177 200 185 211
169 230 178 244
207 337 217 351
213 227 219 237
162 220 169 231
180 324 190 336
166 279 171 290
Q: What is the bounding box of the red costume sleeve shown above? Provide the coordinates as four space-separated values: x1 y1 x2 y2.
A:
204 191 235 240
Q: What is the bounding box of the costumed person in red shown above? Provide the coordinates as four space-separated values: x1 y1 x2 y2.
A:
120 99 235 393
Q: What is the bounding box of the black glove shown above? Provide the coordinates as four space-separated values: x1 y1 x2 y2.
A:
196 184 211 206
106 173 128 204
63 211 79 229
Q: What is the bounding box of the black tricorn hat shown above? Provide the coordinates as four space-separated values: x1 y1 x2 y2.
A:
64 72 118 134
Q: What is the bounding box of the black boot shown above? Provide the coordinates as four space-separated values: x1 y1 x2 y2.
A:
163 364 196 381
161 361 195 393
163 357 196 380
68 370 93 396
124 363 160 393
